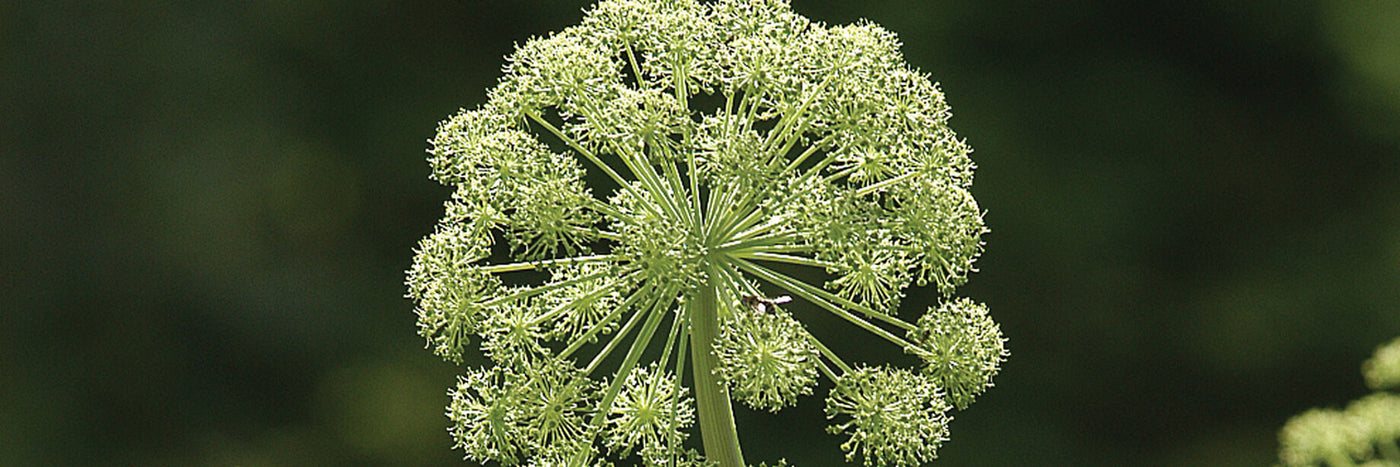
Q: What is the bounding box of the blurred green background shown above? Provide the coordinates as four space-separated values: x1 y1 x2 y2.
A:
5 0 1400 465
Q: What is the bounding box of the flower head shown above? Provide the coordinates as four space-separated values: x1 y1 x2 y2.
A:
520 359 599 452
1347 392 1400 449
406 223 497 363
1363 336 1400 391
713 295 820 411
447 366 533 464
605 365 694 463
1277 336 1400 467
1279 408 1371 466
825 366 952 466
906 298 1008 409
410 0 1001 463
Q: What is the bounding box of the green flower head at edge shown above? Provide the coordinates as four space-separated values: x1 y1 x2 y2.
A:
1278 337 1400 466
406 0 1007 465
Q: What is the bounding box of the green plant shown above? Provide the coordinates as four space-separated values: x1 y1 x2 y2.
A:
1278 337 1400 466
406 1 1006 465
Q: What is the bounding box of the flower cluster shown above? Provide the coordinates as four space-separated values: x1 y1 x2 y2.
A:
1364 337 1400 392
824 366 952 466
408 0 1004 465
906 298 1008 410
713 293 820 412
1279 337 1400 466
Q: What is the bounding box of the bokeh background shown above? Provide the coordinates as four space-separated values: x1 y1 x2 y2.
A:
5 0 1400 465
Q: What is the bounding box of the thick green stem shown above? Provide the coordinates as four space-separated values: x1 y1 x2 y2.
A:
690 266 745 466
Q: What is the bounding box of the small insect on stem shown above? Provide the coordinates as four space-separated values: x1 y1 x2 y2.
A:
741 292 792 313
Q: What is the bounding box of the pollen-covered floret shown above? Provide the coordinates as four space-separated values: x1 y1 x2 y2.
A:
906 298 1008 409
713 297 819 412
825 366 952 467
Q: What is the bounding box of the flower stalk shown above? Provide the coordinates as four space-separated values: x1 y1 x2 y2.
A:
691 268 745 465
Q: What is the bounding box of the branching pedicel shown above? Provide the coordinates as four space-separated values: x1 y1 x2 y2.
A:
407 1 1007 465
